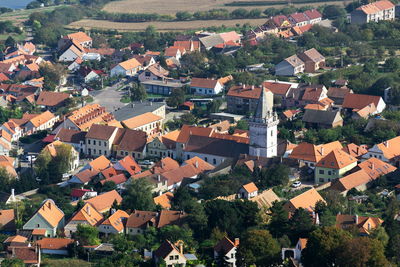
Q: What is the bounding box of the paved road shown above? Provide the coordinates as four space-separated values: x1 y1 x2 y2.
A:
90 82 128 112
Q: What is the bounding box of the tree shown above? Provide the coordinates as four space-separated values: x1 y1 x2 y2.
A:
180 113 197 125
302 227 351 267
122 178 156 211
237 229 280 266
39 63 67 91
1 258 24 267
268 201 290 238
130 82 147 102
259 164 289 188
166 88 185 108
288 208 316 240
111 234 135 254
323 5 346 19
75 224 100 246
176 11 192 21
5 36 16 48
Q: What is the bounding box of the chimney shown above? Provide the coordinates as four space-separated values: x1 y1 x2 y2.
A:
242 84 246 89
384 141 389 148
251 85 254 90
195 161 199 168
157 174 161 182
179 243 183 255
86 205 91 216
234 238 240 247
355 214 359 224
371 162 374 170
11 189 15 201
320 147 324 155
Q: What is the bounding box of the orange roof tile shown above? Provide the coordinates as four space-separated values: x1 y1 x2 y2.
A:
118 58 141 70
32 229 46 235
289 141 343 163
36 91 69 107
29 111 55 127
242 182 258 193
69 203 103 226
89 155 111 171
336 214 383 234
154 192 174 209
184 156 215 172
4 235 27 243
376 136 400 160
357 157 396 179
316 149 357 169
67 32 92 44
331 169 371 191
85 190 122 213
117 155 142 176
37 238 74 250
227 85 262 99
285 188 325 212
37 199 64 228
101 210 129 232
342 143 368 158
304 103 326 110
122 112 162 129
342 94 382 110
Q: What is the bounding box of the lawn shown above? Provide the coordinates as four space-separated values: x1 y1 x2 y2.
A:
41 258 92 267
0 32 26 41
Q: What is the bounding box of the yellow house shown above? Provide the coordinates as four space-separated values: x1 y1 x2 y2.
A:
315 149 357 184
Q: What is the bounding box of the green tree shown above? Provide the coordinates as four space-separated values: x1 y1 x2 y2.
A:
122 178 156 211
268 201 290 238
5 36 16 48
289 208 316 240
237 229 280 266
259 164 289 188
75 224 100 246
1 258 24 267
39 63 67 91
302 226 351 267
130 82 147 102
166 88 185 108
176 11 192 21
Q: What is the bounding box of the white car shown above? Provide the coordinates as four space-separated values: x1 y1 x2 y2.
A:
291 181 302 188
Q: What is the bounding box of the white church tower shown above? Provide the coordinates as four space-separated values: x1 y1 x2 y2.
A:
249 87 279 158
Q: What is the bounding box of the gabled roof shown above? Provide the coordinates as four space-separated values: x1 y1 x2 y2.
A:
331 169 371 191
68 203 103 226
342 143 368 158
36 91 69 107
316 149 357 169
241 182 258 193
126 210 158 228
116 155 142 176
113 128 147 152
101 210 129 232
154 240 182 259
86 124 117 141
84 190 123 213
336 214 383 234
154 192 174 209
117 58 141 71
4 235 27 243
357 0 394 14
289 141 343 163
175 125 214 143
302 109 342 126
357 157 396 179
342 93 382 110
289 12 309 23
263 81 292 96
283 55 304 68
100 173 127 185
73 169 99 184
67 32 92 43
29 111 55 127
152 157 180 174
285 188 325 212
327 87 352 99
375 136 400 160
71 188 93 198
122 112 162 129
164 46 184 57
36 199 64 228
214 236 236 254
55 128 86 144
9 247 39 264
227 84 262 99
304 9 322 20
0 209 15 230
298 48 324 63
190 77 220 89
89 155 111 171
37 238 74 250
184 156 215 172
157 210 186 228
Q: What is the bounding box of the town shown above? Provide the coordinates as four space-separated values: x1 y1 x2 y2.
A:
0 0 400 266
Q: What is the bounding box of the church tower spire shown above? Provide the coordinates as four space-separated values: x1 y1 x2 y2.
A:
249 86 279 158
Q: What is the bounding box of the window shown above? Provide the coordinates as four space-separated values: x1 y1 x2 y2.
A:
104 142 107 146
93 149 96 154
213 158 216 165
319 170 324 174
87 139 91 145
120 151 124 155
319 178 324 183
205 157 208 162
99 150 102 155
187 155 190 160
93 140 96 145
174 255 179 260
169 256 174 260
37 224 40 227
125 152 128 156
328 171 332 175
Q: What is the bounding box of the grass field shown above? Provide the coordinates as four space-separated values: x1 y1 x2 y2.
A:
69 18 268 31
0 5 66 25
102 0 349 14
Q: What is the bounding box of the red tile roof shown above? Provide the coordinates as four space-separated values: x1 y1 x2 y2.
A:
190 77 219 89
342 93 382 110
227 84 262 99
37 238 73 250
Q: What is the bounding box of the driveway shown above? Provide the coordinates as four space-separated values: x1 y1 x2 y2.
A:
90 82 127 112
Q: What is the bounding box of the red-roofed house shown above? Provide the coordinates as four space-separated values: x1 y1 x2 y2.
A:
304 9 322 24
214 236 239 266
342 93 386 116
190 77 223 95
351 0 395 24
288 12 309 26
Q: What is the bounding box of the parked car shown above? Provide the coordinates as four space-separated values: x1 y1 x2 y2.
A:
291 181 302 188
139 160 154 165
